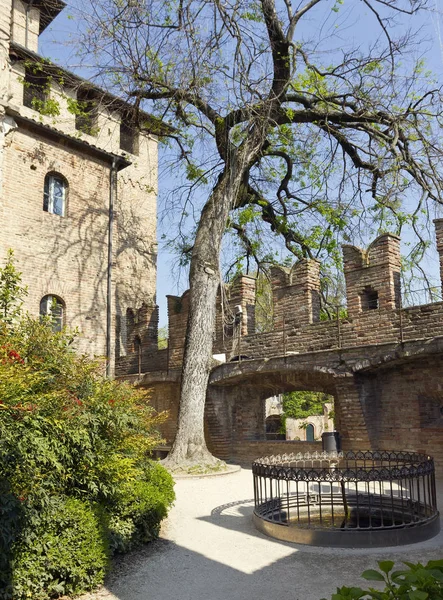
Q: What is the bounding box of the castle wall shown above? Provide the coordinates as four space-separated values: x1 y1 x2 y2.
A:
361 355 443 467
285 407 334 441
0 124 113 358
343 234 401 316
0 0 12 105
0 0 159 371
132 226 443 471
271 259 321 329
11 0 39 52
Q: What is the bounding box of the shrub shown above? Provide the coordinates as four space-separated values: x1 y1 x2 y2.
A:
0 484 23 599
322 560 443 600
9 497 109 600
0 258 175 598
108 463 175 553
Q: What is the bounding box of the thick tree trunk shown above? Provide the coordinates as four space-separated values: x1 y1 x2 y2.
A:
163 161 247 470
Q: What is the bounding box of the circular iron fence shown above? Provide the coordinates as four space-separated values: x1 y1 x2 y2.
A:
252 450 440 547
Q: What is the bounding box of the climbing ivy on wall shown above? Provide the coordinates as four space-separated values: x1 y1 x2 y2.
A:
282 391 333 420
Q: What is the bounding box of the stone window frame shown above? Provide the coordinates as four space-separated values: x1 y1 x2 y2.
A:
40 294 65 332
43 172 68 217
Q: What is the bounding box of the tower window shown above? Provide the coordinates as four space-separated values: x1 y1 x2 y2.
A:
120 121 139 155
44 173 67 216
40 295 65 332
23 69 49 111
361 286 379 310
75 90 98 135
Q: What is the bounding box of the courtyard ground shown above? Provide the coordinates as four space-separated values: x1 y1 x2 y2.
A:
80 468 443 600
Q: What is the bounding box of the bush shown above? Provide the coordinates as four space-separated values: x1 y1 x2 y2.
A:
0 280 175 598
10 498 109 600
108 463 175 553
322 560 443 600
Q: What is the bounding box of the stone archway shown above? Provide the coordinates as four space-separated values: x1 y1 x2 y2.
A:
205 360 347 464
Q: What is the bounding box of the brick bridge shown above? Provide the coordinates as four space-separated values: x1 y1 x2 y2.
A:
118 220 443 472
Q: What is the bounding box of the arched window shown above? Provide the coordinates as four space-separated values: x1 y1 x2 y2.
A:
40 295 65 332
43 173 67 216
306 423 315 442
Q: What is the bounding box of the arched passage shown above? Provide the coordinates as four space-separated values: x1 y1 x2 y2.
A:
206 362 343 463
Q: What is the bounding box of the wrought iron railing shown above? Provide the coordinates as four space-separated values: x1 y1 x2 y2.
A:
252 451 440 547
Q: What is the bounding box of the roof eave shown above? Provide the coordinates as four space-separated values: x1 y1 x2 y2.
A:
9 111 131 171
9 41 175 137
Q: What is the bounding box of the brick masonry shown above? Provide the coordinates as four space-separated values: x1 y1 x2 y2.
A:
0 0 158 373
128 223 443 472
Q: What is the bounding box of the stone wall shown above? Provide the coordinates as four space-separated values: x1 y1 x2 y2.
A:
360 355 443 464
123 227 443 375
1 124 112 358
146 380 181 444
0 0 159 373
135 225 443 473
286 405 334 441
231 440 322 466
343 234 401 316
11 0 40 53
271 259 321 329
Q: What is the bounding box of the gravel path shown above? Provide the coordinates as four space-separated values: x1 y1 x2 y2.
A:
80 468 443 600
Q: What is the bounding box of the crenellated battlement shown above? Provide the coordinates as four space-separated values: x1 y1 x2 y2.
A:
118 222 443 475
343 233 401 316
117 222 443 377
270 259 321 329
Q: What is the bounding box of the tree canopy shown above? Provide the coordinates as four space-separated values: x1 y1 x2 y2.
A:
71 0 443 468
282 391 333 420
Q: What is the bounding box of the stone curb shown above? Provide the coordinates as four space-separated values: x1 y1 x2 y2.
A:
170 464 242 479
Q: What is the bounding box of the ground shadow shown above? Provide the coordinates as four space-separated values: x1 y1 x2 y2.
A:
102 532 443 600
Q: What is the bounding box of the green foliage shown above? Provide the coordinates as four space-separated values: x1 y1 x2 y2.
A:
31 96 60 117
0 250 27 323
185 162 208 184
67 98 99 136
0 254 175 599
108 463 175 553
282 391 333 420
158 325 168 349
11 498 109 600
320 305 348 322
321 560 443 599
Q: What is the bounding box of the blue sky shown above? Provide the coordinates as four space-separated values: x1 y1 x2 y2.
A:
37 1 443 328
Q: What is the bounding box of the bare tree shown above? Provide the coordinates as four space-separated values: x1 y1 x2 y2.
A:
75 0 443 469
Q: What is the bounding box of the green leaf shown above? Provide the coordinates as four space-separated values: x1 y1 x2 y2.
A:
378 561 395 574
361 570 386 582
391 570 408 582
408 591 428 600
